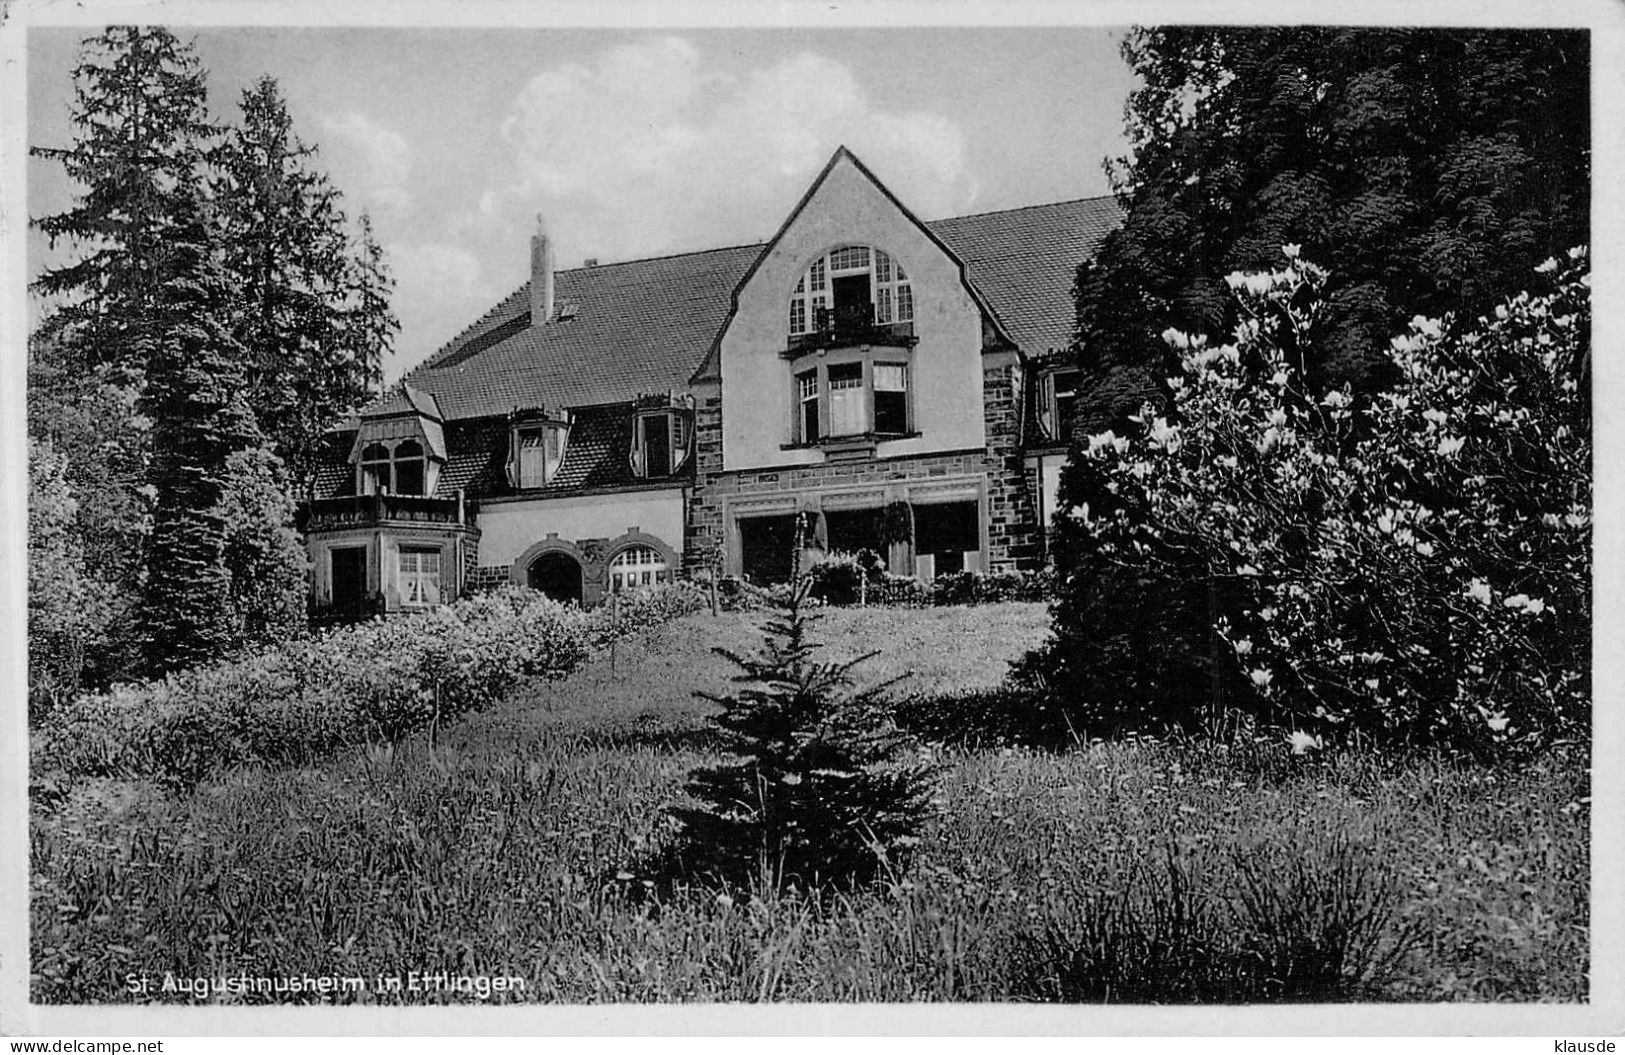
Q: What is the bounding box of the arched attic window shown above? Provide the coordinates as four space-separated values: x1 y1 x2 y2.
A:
358 439 429 496
788 245 913 337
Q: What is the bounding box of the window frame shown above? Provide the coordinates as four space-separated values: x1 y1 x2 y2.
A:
631 409 693 479
788 245 912 338
1042 366 1082 444
358 439 428 496
606 544 670 593
397 545 443 607
513 420 570 490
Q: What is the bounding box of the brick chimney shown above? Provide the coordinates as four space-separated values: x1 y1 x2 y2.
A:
530 213 554 326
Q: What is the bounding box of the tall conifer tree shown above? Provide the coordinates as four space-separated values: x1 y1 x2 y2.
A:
136 188 263 675
214 75 379 495
30 26 218 683
32 26 218 377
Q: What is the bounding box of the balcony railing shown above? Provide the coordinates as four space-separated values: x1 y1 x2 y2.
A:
785 304 917 356
304 492 468 532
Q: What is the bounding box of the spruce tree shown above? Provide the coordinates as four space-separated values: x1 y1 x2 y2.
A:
32 26 218 378
215 75 381 496
136 189 264 676
668 535 937 891
30 26 218 682
341 211 396 414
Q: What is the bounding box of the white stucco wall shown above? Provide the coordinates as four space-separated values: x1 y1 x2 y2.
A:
475 488 686 569
718 156 987 471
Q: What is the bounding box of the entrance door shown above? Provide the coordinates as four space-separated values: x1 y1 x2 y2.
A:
527 551 583 604
330 546 366 608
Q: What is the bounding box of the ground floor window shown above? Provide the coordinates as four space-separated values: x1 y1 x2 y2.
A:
398 546 442 606
912 500 980 578
824 506 886 557
608 545 669 593
738 514 799 585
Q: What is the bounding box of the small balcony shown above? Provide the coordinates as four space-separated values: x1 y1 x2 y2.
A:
304 492 470 533
785 304 917 357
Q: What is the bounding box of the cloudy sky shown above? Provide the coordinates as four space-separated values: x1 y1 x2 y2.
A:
26 24 1136 381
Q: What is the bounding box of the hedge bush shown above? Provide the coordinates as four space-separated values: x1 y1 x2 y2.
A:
34 582 706 790
727 559 1055 611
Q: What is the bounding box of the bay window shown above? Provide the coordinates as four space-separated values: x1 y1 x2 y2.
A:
791 355 913 443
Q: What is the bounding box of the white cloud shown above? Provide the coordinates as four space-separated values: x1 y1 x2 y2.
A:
385 241 492 381
489 37 975 266
320 110 414 218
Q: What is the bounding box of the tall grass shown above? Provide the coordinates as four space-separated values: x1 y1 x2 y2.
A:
30 606 1589 1003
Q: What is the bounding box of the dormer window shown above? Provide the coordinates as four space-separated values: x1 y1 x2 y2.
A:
513 421 569 489
788 245 913 338
631 410 692 479
358 439 428 496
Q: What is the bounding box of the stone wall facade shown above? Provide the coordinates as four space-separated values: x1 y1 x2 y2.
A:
684 352 1046 577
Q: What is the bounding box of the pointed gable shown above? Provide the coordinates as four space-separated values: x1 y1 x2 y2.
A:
693 146 1017 384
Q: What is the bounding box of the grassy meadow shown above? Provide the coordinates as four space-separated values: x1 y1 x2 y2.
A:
30 602 1589 1003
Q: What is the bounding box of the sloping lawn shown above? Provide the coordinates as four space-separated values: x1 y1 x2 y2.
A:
31 602 1587 1003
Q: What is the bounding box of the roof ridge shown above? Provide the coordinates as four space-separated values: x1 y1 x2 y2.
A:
554 238 767 274
926 193 1120 224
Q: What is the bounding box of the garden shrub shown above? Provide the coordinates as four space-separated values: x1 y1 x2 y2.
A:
806 549 886 606
1027 248 1590 756
35 582 706 790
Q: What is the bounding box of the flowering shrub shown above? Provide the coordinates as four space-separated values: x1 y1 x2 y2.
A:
1061 247 1589 755
36 582 706 788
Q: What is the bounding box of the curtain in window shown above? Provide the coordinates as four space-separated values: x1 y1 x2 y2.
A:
518 429 550 488
399 549 441 606
828 366 865 436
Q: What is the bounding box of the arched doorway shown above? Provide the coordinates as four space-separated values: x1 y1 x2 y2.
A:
527 550 583 604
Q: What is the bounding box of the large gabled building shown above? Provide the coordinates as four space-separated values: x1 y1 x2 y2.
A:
303 147 1122 617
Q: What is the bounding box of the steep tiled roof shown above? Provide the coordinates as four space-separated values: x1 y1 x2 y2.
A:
403 243 763 421
362 380 443 420
932 197 1124 358
397 196 1123 423
314 405 688 502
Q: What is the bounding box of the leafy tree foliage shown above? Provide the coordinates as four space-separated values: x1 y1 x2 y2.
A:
1036 29 1590 742
669 556 937 891
26 340 151 689
1075 28 1589 427
217 448 310 651
26 438 109 722
1032 250 1589 756
135 190 264 676
214 76 385 495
